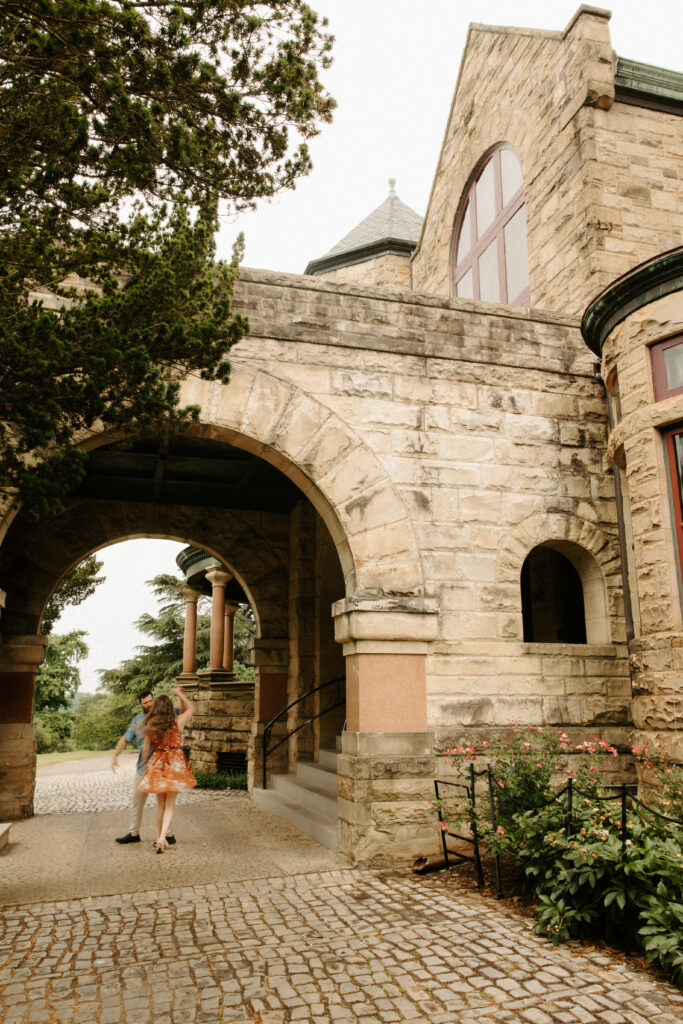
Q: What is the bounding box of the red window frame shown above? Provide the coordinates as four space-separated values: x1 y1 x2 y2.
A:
651 335 683 401
665 425 683 579
451 144 530 307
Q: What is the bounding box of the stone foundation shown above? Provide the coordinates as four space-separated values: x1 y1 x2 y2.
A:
338 731 438 863
0 723 36 819
182 678 255 773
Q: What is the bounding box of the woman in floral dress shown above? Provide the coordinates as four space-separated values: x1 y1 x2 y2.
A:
138 686 195 852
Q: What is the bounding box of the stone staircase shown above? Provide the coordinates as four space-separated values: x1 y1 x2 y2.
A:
252 746 339 851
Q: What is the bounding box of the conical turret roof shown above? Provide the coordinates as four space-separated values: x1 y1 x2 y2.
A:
305 181 423 276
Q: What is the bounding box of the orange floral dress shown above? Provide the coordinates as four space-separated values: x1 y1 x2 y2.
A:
138 724 196 794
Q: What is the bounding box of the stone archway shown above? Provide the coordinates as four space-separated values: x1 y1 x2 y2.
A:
0 373 437 860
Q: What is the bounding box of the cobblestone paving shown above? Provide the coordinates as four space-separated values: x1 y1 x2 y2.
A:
3 765 681 1023
2 869 682 1024
34 761 218 815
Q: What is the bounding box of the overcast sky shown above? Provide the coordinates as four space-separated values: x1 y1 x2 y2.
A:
58 0 683 694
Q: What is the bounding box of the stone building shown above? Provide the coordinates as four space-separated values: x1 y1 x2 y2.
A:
0 6 681 863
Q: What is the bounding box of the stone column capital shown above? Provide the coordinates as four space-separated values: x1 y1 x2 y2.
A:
224 601 241 617
181 585 202 604
0 634 48 673
205 567 232 589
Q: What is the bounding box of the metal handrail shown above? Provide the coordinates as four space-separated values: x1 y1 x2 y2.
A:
262 674 345 789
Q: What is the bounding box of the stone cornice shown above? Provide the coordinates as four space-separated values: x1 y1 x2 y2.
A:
305 238 416 277
615 57 683 115
581 248 683 356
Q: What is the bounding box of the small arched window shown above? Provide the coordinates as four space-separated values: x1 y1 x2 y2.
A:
452 144 530 306
521 547 587 644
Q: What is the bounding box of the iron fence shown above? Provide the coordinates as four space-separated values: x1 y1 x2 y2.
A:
434 765 683 899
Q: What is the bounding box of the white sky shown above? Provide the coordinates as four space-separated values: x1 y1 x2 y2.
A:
59 0 682 694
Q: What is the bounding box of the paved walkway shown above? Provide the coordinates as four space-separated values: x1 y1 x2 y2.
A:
0 761 681 1024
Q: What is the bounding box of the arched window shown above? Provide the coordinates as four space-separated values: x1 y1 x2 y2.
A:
521 547 587 644
452 144 530 306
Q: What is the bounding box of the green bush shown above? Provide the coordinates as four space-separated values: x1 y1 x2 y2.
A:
193 769 247 791
71 692 137 750
34 708 74 752
436 728 683 988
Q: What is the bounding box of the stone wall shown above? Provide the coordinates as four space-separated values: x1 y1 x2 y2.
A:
313 252 413 289
183 681 255 773
411 8 683 315
229 268 631 750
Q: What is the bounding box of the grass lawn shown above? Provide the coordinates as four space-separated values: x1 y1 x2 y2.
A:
37 747 134 767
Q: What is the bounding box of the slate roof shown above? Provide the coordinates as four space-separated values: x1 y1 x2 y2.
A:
305 186 423 275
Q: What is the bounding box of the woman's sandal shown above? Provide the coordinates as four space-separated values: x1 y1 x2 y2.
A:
155 840 166 854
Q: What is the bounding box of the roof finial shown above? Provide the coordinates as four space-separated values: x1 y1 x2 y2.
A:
388 177 396 199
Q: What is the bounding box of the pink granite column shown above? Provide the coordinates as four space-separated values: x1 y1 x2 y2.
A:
181 585 202 674
205 567 231 670
223 601 240 674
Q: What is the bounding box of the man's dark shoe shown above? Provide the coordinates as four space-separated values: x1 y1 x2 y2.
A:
116 832 141 844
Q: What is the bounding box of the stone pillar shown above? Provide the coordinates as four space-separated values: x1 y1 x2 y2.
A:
205 566 231 670
288 501 316 769
0 634 48 820
223 602 240 674
332 597 440 863
248 637 289 792
178 584 201 683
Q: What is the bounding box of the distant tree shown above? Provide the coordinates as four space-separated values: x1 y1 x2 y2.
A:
34 629 88 750
42 554 105 634
0 1 335 516
71 691 133 750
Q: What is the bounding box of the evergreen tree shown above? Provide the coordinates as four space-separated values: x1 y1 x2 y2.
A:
0 2 334 515
42 554 105 634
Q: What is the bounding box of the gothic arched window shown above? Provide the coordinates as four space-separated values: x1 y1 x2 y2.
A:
452 145 530 306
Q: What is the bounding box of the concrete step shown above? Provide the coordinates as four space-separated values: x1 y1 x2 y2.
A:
318 747 338 771
252 788 338 851
297 759 337 795
273 773 337 819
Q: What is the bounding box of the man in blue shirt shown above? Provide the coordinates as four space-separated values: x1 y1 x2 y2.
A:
111 689 176 845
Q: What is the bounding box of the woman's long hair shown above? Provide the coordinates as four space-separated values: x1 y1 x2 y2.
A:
142 694 176 743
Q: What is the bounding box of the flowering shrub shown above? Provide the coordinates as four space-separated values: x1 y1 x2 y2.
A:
435 728 683 987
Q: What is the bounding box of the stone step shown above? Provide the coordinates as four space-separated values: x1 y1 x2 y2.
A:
297 759 337 794
0 822 10 851
252 788 338 851
273 773 337 819
318 747 339 771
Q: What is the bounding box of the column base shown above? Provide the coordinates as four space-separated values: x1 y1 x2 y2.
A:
338 731 438 864
196 668 237 686
0 723 36 820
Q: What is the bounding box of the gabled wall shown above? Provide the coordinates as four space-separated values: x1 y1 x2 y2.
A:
412 6 683 315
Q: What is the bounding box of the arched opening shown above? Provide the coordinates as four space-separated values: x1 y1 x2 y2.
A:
521 547 586 643
0 430 347 837
452 143 530 306
521 542 609 644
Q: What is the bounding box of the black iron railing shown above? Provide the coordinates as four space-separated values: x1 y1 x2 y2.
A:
435 767 683 898
262 674 345 789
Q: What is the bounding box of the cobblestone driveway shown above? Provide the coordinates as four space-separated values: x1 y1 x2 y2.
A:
1 763 681 1023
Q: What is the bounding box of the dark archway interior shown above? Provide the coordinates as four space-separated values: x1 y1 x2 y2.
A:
521 547 587 644
77 436 302 512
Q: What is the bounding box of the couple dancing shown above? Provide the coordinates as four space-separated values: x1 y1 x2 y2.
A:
113 685 196 853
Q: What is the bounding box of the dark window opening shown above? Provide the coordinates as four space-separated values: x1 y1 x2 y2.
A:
217 750 247 775
521 547 587 643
